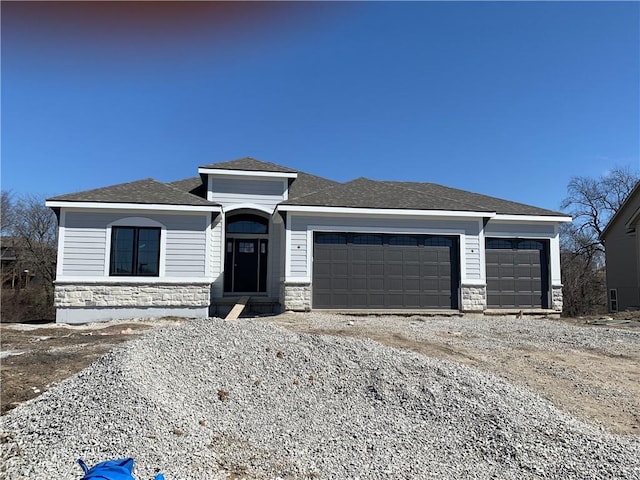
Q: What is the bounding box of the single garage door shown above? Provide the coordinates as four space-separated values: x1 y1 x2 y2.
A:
485 238 549 309
313 233 459 309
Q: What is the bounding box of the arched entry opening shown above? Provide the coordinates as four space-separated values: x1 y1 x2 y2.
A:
224 212 269 294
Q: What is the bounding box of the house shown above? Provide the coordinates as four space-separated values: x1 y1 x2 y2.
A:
1 236 40 290
45 157 571 323
600 181 640 312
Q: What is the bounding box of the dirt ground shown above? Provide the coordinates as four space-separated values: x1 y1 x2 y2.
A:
270 313 640 437
1 314 639 438
0 318 184 415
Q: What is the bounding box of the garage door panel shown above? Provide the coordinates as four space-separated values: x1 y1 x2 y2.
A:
403 278 420 291
438 264 451 276
367 249 384 261
314 233 459 309
403 294 421 308
332 249 348 262
331 293 350 307
515 265 533 277
368 294 385 307
387 263 404 276
333 263 348 276
422 264 439 277
385 249 405 262
499 263 515 278
367 264 384 276
314 277 333 290
404 264 420 276
351 249 367 261
351 277 367 290
402 250 420 262
486 240 549 309
386 293 404 307
515 294 536 308
314 263 332 276
351 263 367 276
331 277 348 290
386 276 405 291
314 248 333 261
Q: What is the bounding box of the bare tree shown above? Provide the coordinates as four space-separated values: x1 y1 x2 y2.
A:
561 165 639 255
1 191 13 235
1 195 58 321
560 166 639 316
11 195 58 297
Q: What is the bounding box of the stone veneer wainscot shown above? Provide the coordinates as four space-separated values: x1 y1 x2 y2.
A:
55 283 211 309
281 282 312 312
461 285 487 312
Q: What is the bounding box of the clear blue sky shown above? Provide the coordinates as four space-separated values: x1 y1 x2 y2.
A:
2 1 638 212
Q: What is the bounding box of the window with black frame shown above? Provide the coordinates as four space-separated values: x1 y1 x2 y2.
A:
110 227 160 276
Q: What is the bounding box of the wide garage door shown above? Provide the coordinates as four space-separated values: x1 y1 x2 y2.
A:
313 233 459 309
485 239 549 308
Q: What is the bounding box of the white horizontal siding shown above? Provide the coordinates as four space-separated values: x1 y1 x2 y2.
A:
289 229 308 277
62 227 106 276
210 177 286 211
464 233 482 280
485 222 556 237
61 211 209 279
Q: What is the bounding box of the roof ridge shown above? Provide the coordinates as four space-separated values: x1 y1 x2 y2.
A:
200 157 298 173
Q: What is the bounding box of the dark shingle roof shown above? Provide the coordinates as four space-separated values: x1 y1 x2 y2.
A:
200 157 298 174
169 170 340 201
48 159 563 217
281 178 564 216
47 178 219 207
388 181 564 216
288 172 341 199
167 176 208 199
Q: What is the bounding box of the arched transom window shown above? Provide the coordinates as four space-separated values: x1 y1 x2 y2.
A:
226 214 268 234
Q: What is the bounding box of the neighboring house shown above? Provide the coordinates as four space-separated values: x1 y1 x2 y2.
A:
46 157 571 323
600 181 640 312
1 236 38 289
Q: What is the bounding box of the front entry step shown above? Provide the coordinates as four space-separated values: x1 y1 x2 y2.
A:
225 296 250 320
212 297 281 318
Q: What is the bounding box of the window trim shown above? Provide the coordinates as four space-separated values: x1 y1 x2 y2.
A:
109 226 161 277
105 217 167 277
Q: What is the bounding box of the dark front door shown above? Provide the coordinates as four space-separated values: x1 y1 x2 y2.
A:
224 239 268 293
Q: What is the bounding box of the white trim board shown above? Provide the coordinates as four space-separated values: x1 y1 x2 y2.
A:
55 277 214 284
46 201 220 213
491 214 572 223
198 168 298 179
277 205 492 218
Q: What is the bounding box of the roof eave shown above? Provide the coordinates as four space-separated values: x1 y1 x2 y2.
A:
198 167 298 179
491 213 573 223
45 200 221 213
276 204 495 218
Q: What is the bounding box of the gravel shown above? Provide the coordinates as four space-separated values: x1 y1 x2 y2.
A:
2 316 639 480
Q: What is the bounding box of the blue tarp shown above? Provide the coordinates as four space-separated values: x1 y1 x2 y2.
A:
77 457 164 480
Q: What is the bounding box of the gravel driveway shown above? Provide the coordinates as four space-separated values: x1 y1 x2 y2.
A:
1 315 639 479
